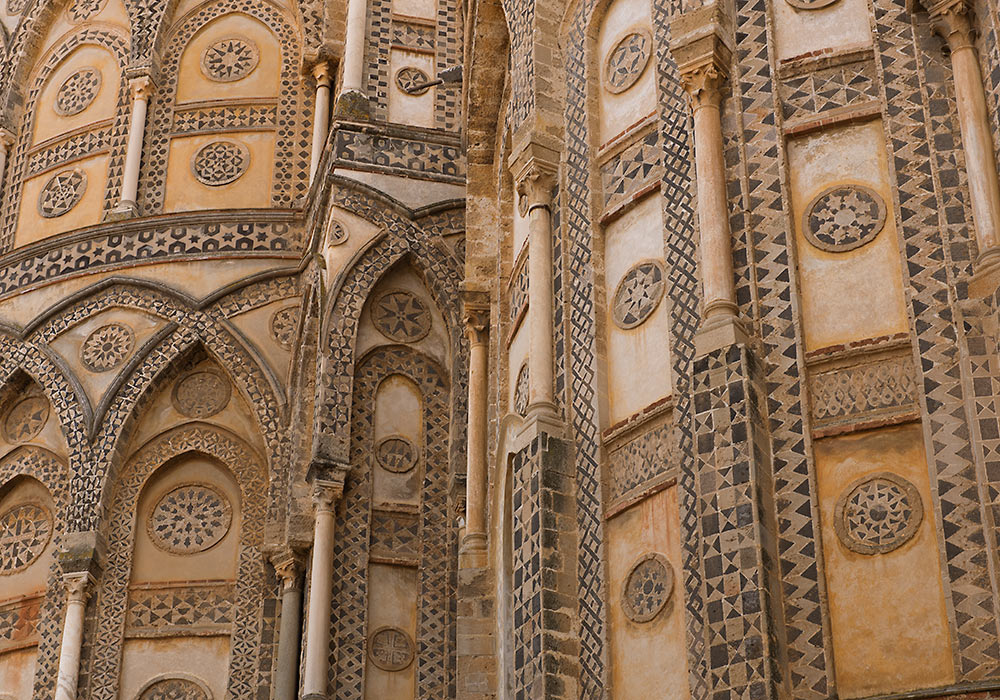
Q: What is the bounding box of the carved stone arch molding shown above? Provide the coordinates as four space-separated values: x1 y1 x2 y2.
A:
313 181 467 470
19 279 286 533
0 23 132 249
332 344 454 698
87 422 269 700
0 445 70 699
139 0 309 212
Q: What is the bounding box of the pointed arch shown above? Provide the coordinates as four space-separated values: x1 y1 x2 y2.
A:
312 178 467 470
87 421 269 700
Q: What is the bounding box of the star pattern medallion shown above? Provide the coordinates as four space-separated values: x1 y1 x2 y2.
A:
371 290 432 342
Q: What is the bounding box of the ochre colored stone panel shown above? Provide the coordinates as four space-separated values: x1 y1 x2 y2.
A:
163 132 275 213
31 44 121 146
604 194 671 424
175 14 281 104
119 636 231 700
0 647 38 699
15 154 111 248
606 486 689 700
815 423 955 697
787 121 908 351
771 0 871 62
372 373 423 507
596 0 655 146
364 562 418 699
388 49 436 128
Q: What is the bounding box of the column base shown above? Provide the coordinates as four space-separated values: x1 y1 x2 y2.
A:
105 201 138 221
694 314 749 357
970 247 1000 297
334 90 370 120
302 693 327 700
459 533 488 569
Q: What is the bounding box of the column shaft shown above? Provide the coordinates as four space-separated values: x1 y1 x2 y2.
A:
692 93 737 321
115 77 153 216
951 44 1000 255
302 498 336 699
272 554 305 700
463 303 489 554
310 63 332 184
527 198 555 410
340 0 368 96
54 575 91 700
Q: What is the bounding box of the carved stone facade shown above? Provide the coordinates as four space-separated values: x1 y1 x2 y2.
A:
0 0 999 698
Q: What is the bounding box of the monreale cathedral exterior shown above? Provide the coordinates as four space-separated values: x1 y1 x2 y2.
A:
2 0 1000 697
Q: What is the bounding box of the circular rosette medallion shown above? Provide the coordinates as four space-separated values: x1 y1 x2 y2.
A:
81 323 134 372
191 140 251 186
270 306 300 350
3 396 49 443
376 436 419 474
38 168 87 218
371 290 432 343
0 503 52 575
172 369 232 418
325 218 348 246
139 677 210 700
147 483 233 555
201 36 260 82
514 364 529 416
803 184 886 252
621 552 674 623
368 626 415 671
834 471 923 555
604 30 652 94
396 67 431 95
612 260 665 330
784 0 839 10
54 67 101 116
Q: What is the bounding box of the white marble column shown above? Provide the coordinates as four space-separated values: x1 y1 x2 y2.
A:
309 62 332 184
302 479 342 700
54 573 93 700
112 75 154 218
461 296 490 565
272 552 305 700
924 0 1000 266
337 0 369 112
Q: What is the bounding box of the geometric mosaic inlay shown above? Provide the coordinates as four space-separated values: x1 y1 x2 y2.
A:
172 369 231 419
0 504 52 575
269 305 300 350
612 260 665 329
37 168 87 218
369 626 415 671
803 184 886 253
371 290 432 343
2 396 49 443
80 323 135 373
604 30 651 94
54 67 101 116
147 484 233 555
395 66 431 96
834 472 923 555
191 140 251 186
620 552 673 623
67 0 107 22
375 436 419 474
138 678 209 700
201 37 259 82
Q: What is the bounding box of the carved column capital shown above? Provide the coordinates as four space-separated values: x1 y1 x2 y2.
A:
271 550 306 592
669 4 734 109
462 291 491 346
312 60 333 88
62 572 94 604
129 75 155 101
508 128 561 213
311 478 344 513
0 127 14 149
922 0 975 51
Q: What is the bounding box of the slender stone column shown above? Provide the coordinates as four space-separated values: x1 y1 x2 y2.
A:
112 75 154 218
54 572 93 700
671 8 739 336
461 292 490 565
302 478 344 700
0 128 14 201
923 0 1000 266
336 0 370 117
272 551 305 700
309 62 332 184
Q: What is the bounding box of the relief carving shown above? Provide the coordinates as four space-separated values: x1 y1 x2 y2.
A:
834 472 923 555
200 37 260 82
146 483 232 555
604 30 652 94
621 552 673 623
0 503 51 575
